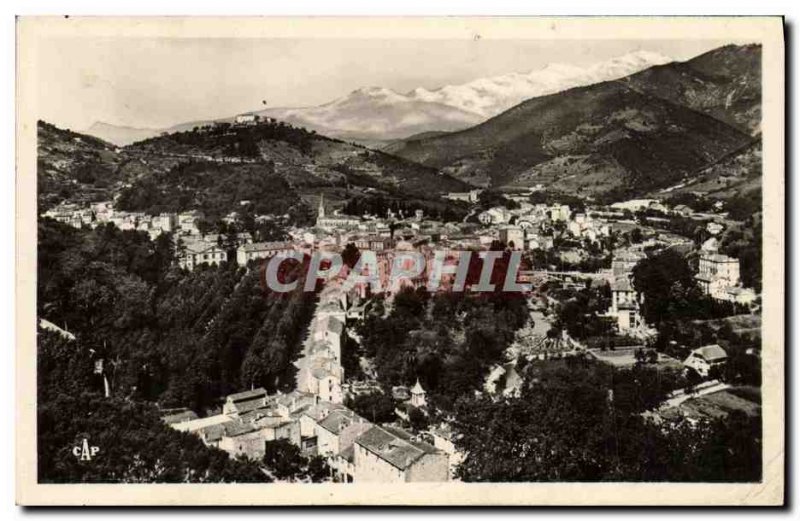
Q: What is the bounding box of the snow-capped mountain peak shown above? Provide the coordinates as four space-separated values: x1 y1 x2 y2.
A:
403 50 674 118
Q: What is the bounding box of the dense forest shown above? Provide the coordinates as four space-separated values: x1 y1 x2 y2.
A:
38 219 316 409
355 285 530 410
451 359 761 482
36 218 321 481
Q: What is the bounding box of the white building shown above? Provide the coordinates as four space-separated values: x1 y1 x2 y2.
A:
236 241 294 266
606 276 643 332
478 207 511 226
234 113 259 125
683 344 728 378
498 226 525 250
178 241 228 270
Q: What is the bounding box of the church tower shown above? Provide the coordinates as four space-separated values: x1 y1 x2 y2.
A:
410 379 427 408
317 193 325 218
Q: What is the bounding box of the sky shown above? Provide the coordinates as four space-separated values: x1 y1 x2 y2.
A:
35 37 740 131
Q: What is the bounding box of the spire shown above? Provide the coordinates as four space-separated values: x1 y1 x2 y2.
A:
318 193 325 218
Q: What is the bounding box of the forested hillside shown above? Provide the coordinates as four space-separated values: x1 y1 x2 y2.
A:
38 219 316 409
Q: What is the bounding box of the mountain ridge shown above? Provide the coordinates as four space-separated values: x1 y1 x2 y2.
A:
386 44 760 198
82 50 673 146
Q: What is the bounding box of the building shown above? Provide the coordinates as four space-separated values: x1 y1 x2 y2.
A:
683 344 728 378
353 425 448 482
316 409 371 458
477 207 511 226
607 276 643 331
498 226 525 250
177 210 204 235
548 204 571 222
178 241 228 270
353 235 394 252
444 189 482 203
315 194 361 231
235 113 259 125
611 250 646 277
409 380 427 408
697 253 740 293
223 388 269 417
170 387 301 460
236 241 294 266
429 424 465 480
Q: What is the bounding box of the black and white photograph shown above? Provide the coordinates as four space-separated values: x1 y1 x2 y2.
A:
13 15 785 506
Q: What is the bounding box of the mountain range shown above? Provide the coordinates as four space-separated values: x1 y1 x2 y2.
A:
387 44 760 197
46 43 761 210
83 50 672 146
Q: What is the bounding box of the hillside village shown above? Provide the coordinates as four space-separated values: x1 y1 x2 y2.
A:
35 42 764 484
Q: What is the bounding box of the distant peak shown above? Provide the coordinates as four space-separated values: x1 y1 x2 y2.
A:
351 86 401 97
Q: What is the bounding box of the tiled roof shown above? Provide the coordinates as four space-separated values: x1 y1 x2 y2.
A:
227 388 267 403
317 409 368 435
701 253 738 264
302 402 347 422
239 241 293 253
161 410 199 425
355 425 440 470
696 344 728 362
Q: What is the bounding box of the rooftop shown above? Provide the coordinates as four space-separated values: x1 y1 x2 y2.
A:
695 344 728 362
227 388 268 403
317 409 368 435
355 425 441 470
238 241 293 253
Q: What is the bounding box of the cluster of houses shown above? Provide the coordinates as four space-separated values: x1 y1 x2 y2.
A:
165 276 455 483
42 201 195 240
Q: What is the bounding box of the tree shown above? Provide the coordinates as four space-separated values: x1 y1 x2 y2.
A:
262 439 331 482
341 242 361 269
346 391 396 423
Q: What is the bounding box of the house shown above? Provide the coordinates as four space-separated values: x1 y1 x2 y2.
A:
611 250 646 277
607 276 643 332
683 344 728 378
295 355 344 404
477 207 511 226
222 388 268 417
299 401 347 441
274 390 317 420
235 241 294 266
353 425 449 482
217 422 264 459
706 222 725 235
178 241 228 270
315 409 372 481
353 235 394 252
235 113 259 125
429 424 465 480
672 204 693 217
444 189 482 203
548 204 571 222
160 409 199 425
498 226 525 250
177 210 204 235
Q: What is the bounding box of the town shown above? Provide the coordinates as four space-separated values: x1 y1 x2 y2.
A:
42 170 761 482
